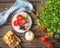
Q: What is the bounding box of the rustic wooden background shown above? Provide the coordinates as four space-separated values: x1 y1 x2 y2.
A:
0 0 59 48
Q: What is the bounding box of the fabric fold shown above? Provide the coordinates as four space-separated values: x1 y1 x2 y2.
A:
0 0 33 26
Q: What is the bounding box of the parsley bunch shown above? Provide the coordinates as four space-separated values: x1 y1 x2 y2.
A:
37 0 60 35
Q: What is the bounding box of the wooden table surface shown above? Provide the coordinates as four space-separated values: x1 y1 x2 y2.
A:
0 0 52 48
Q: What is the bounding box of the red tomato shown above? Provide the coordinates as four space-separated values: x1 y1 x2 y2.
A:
18 20 23 26
21 19 27 25
40 26 47 32
47 42 52 48
18 19 27 25
16 15 24 20
13 20 19 26
41 36 47 42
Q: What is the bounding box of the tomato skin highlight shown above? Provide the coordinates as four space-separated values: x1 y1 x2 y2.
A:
16 15 24 20
41 36 47 42
13 20 19 26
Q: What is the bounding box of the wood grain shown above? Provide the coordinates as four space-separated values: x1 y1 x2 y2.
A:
0 37 46 48
0 25 46 37
0 37 9 48
0 3 13 12
0 3 41 12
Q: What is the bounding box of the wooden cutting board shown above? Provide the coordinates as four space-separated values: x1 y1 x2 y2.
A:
3 31 21 48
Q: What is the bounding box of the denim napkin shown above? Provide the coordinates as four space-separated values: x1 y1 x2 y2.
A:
0 0 33 26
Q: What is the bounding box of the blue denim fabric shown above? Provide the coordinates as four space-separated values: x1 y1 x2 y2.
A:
0 0 33 26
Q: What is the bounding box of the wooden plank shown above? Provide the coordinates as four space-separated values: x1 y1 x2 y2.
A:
0 36 60 48
0 37 46 48
0 37 9 48
0 26 12 37
21 37 46 48
0 0 41 3
0 3 41 12
0 25 46 37
0 3 13 12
